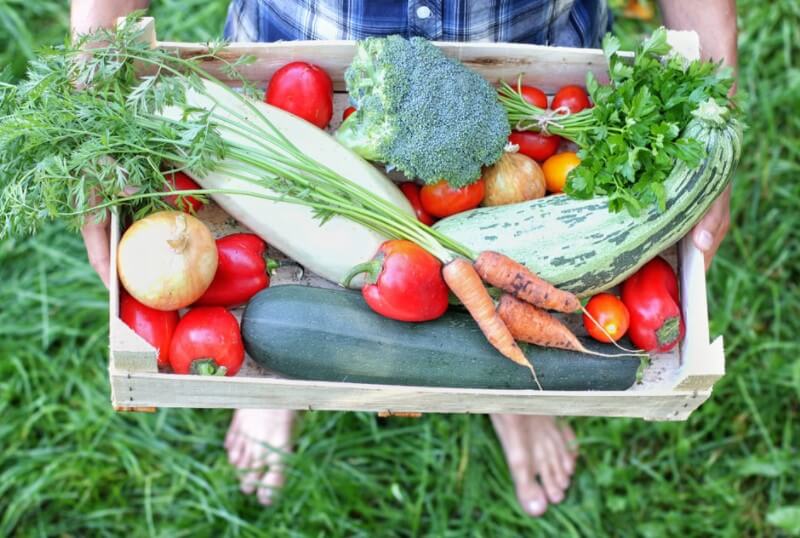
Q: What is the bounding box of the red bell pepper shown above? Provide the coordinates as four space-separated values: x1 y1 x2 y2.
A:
119 291 180 369
164 171 204 213
169 307 245 376
621 256 685 353
342 240 449 322
195 233 275 308
399 182 437 226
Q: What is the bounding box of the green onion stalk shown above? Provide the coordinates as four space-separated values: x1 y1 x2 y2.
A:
497 80 599 142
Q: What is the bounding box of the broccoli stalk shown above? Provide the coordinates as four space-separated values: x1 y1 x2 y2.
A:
335 36 510 188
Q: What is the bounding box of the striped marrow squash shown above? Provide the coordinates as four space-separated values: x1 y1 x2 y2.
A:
434 106 742 296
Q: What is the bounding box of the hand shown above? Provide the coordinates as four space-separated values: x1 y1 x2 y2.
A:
691 184 731 270
82 213 111 288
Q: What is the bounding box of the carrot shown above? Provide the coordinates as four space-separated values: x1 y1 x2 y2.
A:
497 294 583 351
442 258 542 389
498 294 643 358
474 251 581 313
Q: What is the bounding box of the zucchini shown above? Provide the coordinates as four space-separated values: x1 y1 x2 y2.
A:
434 112 742 296
241 285 640 391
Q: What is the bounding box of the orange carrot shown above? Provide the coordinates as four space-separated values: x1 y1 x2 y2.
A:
474 251 581 313
442 258 541 389
497 294 584 350
498 294 643 358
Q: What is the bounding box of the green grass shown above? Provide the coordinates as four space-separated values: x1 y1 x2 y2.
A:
1 1 799 536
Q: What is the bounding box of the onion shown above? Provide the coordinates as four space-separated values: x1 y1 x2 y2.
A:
482 150 546 207
118 211 218 311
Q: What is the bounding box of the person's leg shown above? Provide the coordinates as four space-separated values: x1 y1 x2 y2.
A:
225 409 297 505
490 414 578 517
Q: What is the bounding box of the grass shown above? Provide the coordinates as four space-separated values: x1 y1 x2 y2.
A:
1 0 799 535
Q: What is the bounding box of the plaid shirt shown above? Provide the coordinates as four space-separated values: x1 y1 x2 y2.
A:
224 0 610 48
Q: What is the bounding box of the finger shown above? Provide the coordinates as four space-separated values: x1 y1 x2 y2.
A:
81 216 111 288
691 186 731 270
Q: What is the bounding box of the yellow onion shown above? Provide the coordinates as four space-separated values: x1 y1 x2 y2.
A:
118 211 218 311
482 150 546 207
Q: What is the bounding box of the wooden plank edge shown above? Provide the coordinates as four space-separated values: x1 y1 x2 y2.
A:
114 406 157 413
109 370 709 419
674 336 725 391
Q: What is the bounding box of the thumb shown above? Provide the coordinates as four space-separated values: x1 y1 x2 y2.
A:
692 185 731 270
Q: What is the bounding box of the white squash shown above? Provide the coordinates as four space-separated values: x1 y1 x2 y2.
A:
161 80 414 287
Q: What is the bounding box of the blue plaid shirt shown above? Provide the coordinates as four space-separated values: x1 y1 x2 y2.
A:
224 0 610 48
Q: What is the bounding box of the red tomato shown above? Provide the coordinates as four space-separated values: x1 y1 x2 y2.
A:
266 62 333 128
164 172 204 213
552 85 591 114
583 293 630 343
420 180 485 218
399 182 437 226
508 131 561 162
120 291 179 369
519 85 548 109
169 307 245 376
342 106 356 121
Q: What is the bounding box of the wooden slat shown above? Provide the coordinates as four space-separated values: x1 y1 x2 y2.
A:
154 39 627 93
108 211 159 376
109 371 709 421
674 237 725 390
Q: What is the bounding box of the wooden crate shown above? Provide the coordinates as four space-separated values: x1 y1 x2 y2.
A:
109 19 724 420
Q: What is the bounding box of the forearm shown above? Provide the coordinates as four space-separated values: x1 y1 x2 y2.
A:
658 0 737 70
70 0 150 36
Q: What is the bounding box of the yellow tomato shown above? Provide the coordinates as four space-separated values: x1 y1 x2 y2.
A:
542 152 581 193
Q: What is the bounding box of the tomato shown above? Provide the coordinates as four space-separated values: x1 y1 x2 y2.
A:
519 85 548 109
583 293 630 343
120 291 179 369
508 131 561 162
169 307 245 376
542 151 581 193
551 85 591 114
342 106 356 121
266 62 333 128
420 179 485 218
164 171 204 213
399 182 437 225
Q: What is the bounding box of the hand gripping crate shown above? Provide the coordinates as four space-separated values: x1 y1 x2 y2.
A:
109 18 724 421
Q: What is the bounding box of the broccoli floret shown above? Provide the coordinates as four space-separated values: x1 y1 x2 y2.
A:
335 35 510 188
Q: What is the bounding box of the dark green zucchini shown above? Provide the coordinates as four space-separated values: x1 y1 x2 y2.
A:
241 285 640 391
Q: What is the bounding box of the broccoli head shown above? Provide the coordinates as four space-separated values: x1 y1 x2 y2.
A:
334 35 510 188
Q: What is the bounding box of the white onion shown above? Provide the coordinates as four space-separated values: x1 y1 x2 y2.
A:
482 151 546 207
118 211 218 311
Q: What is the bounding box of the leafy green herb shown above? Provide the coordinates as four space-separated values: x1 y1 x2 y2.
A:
499 27 738 215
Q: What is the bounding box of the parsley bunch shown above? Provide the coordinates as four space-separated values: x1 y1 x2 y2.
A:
499 27 737 215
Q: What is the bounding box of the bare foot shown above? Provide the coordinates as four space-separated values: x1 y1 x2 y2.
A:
225 408 296 505
490 414 578 517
